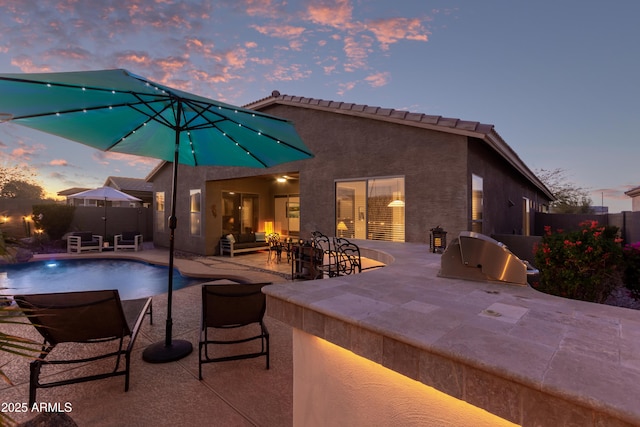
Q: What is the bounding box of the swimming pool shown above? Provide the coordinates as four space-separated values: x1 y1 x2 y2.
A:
0 259 206 300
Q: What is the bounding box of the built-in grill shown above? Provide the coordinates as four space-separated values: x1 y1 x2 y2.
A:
439 231 536 286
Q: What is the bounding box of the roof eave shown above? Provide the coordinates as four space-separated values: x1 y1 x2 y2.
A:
484 130 555 200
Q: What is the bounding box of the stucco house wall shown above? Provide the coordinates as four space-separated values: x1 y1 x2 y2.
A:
260 104 470 242
467 138 548 235
148 93 552 255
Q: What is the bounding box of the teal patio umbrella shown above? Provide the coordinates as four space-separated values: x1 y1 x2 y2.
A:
0 69 314 362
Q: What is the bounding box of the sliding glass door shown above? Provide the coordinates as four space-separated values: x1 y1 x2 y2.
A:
336 176 405 242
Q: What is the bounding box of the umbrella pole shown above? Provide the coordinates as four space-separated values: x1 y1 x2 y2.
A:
143 100 193 363
103 198 107 242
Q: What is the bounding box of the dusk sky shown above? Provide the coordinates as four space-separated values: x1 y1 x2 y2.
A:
0 0 638 212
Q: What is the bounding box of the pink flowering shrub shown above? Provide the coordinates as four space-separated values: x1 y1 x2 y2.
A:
533 220 623 303
622 242 640 297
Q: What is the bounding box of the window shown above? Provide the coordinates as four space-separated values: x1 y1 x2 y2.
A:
190 189 201 236
336 176 405 242
471 174 483 233
155 192 165 233
222 192 259 234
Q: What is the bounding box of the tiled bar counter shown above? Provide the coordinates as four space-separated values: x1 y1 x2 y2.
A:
263 240 640 426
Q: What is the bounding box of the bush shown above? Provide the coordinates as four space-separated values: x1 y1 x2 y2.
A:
533 220 623 303
622 242 640 298
32 204 75 240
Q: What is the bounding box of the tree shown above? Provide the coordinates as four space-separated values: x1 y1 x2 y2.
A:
536 168 593 214
0 164 37 189
32 204 76 240
0 179 45 199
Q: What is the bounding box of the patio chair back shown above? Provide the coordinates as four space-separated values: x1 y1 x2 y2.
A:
312 231 337 277
202 283 267 327
14 289 152 406
16 290 131 344
335 238 362 275
199 282 271 379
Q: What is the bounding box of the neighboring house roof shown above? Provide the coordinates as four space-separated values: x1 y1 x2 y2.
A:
57 187 91 197
625 186 640 197
103 176 153 204
104 176 153 193
245 91 555 201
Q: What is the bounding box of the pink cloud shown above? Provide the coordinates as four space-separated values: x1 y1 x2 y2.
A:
244 0 272 17
10 56 52 73
116 51 152 65
92 151 159 168
190 69 232 84
49 159 68 166
220 49 248 69
9 142 44 161
307 0 354 29
43 47 91 61
91 152 110 166
366 17 430 49
265 64 312 82
365 72 390 87
343 35 372 71
337 81 356 95
323 65 336 74
252 24 306 39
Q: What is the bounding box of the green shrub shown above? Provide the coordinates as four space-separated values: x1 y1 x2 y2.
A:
622 242 640 298
533 220 623 303
32 204 75 240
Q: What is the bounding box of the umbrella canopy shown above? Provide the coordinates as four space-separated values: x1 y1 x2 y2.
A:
0 69 312 166
68 186 142 203
0 69 314 363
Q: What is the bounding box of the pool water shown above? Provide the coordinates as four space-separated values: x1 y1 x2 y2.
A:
0 259 205 300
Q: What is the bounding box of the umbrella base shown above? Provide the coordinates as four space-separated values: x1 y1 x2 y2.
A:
142 339 193 363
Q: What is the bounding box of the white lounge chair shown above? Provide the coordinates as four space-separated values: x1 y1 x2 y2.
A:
114 231 143 251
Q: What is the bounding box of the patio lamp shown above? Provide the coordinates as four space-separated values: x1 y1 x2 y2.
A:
337 221 348 237
264 221 274 235
430 226 447 254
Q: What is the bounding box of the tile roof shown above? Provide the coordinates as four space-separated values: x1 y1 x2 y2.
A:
245 90 496 137
57 187 91 196
104 176 153 192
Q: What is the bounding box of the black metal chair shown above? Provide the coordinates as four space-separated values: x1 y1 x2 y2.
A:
311 231 338 277
267 233 282 263
14 290 152 406
335 237 362 275
199 282 271 380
